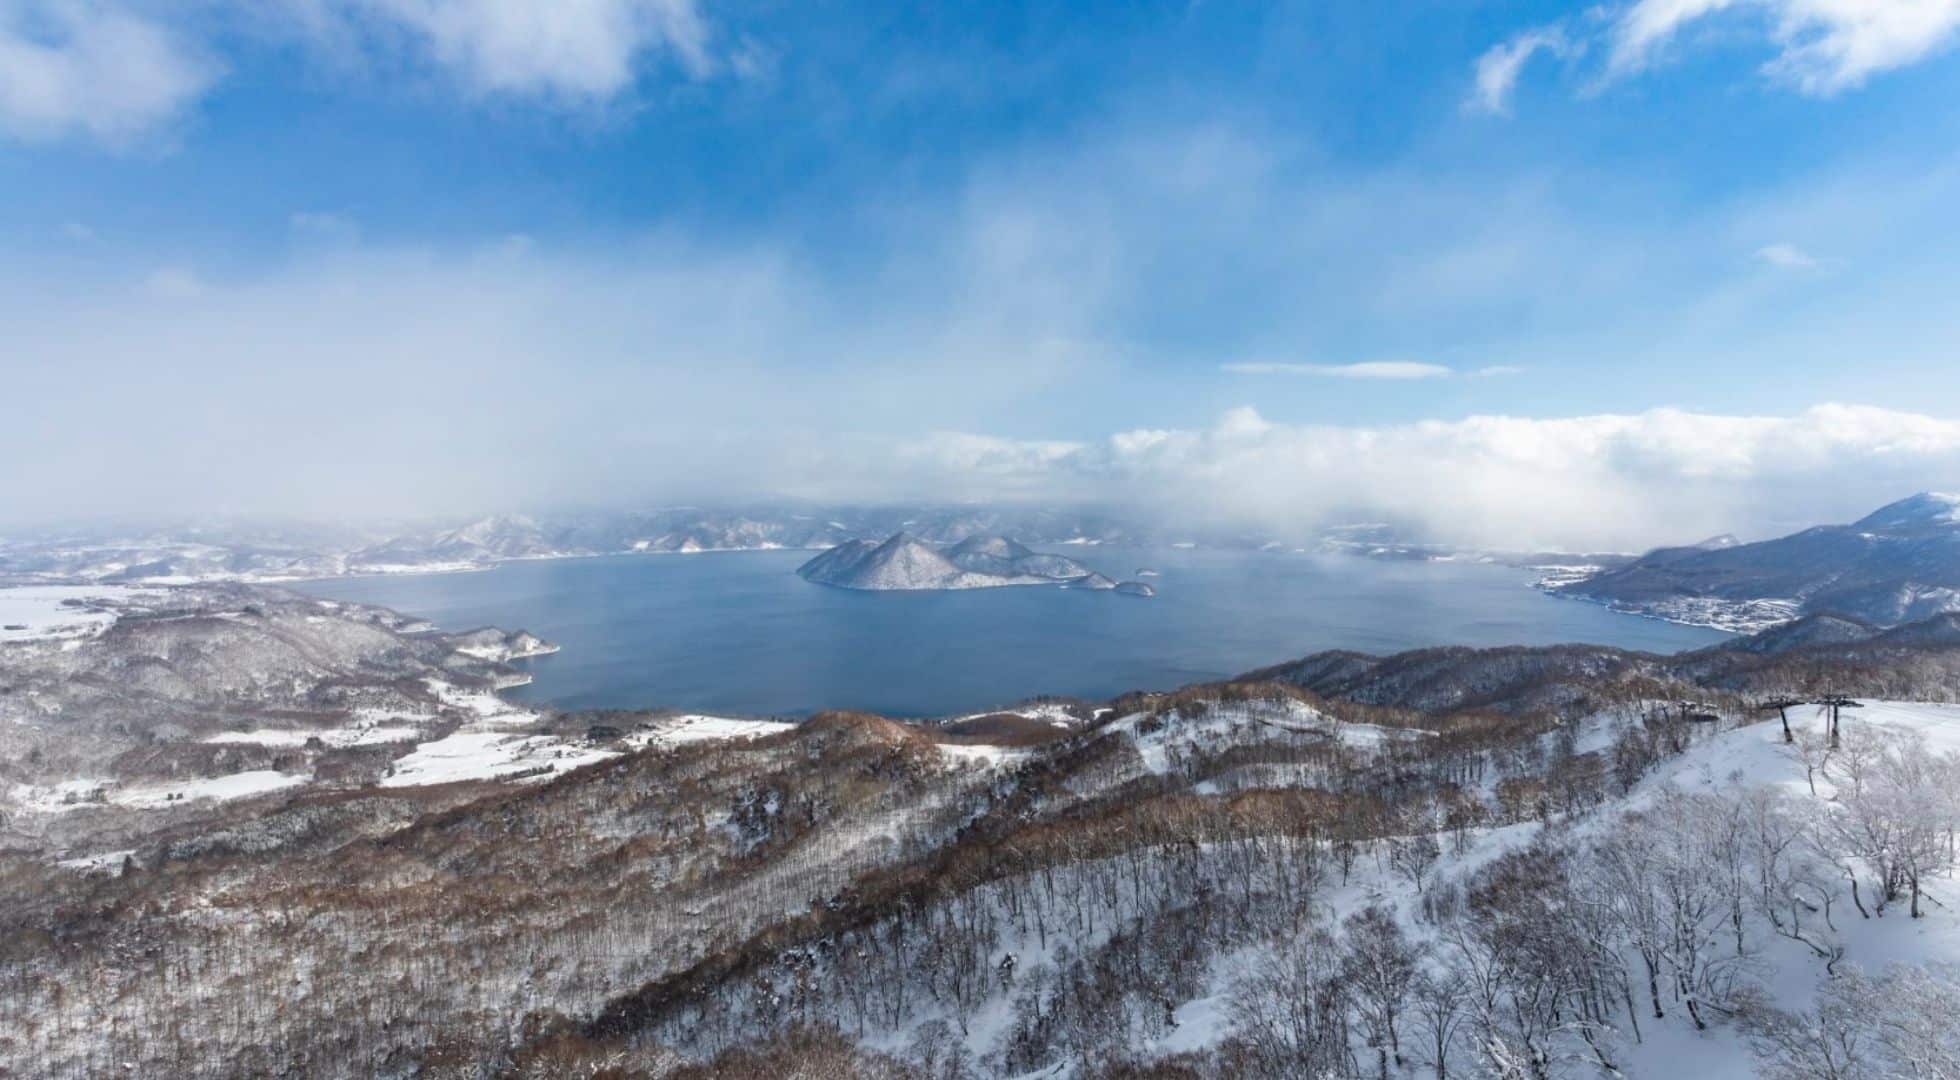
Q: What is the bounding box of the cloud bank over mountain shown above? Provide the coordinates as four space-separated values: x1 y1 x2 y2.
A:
8 52 1960 552
883 404 1960 551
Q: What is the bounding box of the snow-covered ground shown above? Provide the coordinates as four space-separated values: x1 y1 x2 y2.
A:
0 585 138 642
853 700 1960 1074
380 706 795 788
1111 697 1427 776
1131 701 1960 1076
117 770 308 808
211 725 422 748
11 769 309 814
947 702 1081 729
381 730 616 787
423 676 537 727
56 849 136 874
1538 572 1802 634
624 714 795 748
936 742 1031 767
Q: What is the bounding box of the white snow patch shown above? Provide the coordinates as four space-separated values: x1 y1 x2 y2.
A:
57 849 135 873
625 714 795 748
116 770 307 808
204 724 421 749
936 742 1028 767
0 586 137 642
381 730 615 787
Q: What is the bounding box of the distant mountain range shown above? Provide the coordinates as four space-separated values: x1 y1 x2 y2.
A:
0 507 1477 586
797 533 1155 595
1552 493 1960 631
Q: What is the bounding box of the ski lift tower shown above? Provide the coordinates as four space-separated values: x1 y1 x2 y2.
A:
1755 698 1808 744
1814 695 1864 750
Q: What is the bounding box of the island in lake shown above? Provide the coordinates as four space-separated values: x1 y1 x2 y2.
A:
797 533 1155 596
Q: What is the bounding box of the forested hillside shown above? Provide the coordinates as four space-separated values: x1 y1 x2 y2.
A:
7 590 1960 1077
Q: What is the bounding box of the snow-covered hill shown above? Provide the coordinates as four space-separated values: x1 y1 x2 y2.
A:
796 532 1152 593
1556 492 1960 631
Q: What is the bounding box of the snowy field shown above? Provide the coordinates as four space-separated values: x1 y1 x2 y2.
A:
624 714 796 748
0 585 138 642
9 769 309 814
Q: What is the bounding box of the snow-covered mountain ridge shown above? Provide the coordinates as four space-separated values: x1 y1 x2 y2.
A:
1551 492 1960 632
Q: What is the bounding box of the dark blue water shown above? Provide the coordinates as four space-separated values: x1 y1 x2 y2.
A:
293 549 1727 718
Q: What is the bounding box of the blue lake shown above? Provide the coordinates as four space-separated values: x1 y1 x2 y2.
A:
294 548 1728 719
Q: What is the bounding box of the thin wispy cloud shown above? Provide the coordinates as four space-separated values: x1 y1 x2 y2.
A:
1468 27 1570 116
1755 241 1820 269
1609 0 1960 95
1481 0 1960 113
1222 361 1455 379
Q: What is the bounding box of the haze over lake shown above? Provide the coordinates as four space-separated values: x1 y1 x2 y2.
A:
295 548 1727 718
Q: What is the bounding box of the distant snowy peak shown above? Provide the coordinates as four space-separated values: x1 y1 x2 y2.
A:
1854 491 1960 531
1553 492 1960 630
797 533 1147 594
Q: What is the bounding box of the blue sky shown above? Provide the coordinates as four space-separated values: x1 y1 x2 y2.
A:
5 1 1960 545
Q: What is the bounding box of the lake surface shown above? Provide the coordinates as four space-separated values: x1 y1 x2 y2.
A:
294 548 1728 719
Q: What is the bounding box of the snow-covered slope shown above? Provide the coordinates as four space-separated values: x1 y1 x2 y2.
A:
1555 492 1960 631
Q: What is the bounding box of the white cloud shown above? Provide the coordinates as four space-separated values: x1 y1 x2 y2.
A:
1481 0 1960 109
0 0 216 143
1469 26 1570 115
891 404 1960 550
1606 0 1960 95
1472 364 1526 377
0 0 726 146
337 0 717 99
1222 361 1455 379
1607 0 1740 78
5 119 1960 545
1755 241 1820 269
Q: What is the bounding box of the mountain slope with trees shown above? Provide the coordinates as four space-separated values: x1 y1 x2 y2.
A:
8 590 1960 1076
1557 493 1960 631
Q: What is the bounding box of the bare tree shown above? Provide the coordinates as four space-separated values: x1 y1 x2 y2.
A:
1342 905 1422 1078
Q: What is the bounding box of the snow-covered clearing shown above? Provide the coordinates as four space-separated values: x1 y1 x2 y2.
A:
116 770 308 808
57 849 136 874
205 723 422 749
0 586 138 642
423 677 536 727
382 710 793 788
381 730 615 787
1113 698 1428 776
936 742 1030 767
948 702 1080 728
624 714 795 748
13 770 310 816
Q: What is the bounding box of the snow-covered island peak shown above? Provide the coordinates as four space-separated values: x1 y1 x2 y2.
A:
796 532 1157 595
